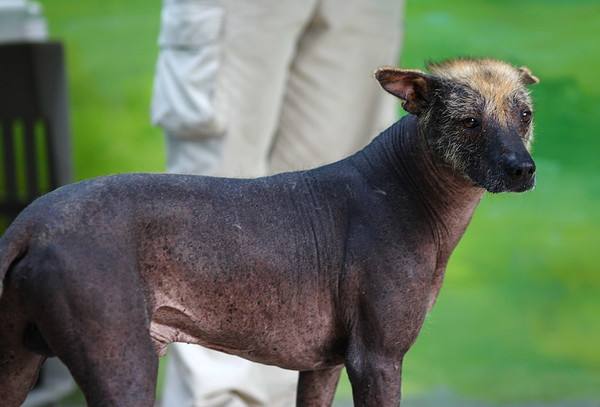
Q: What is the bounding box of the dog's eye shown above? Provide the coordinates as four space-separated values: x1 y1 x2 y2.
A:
462 118 480 129
521 110 532 122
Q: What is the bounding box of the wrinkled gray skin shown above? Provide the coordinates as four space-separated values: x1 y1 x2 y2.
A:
0 60 536 407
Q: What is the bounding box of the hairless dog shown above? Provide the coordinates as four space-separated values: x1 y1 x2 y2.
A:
0 58 538 406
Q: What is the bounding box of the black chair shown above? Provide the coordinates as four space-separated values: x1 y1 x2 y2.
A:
0 41 72 229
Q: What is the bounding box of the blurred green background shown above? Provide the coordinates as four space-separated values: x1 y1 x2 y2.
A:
25 0 600 404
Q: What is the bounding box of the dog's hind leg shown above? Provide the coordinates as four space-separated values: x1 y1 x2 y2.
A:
17 248 159 407
0 285 45 406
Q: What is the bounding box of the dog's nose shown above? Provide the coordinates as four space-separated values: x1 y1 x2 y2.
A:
506 158 536 180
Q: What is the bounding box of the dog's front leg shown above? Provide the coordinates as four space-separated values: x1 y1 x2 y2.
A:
345 347 403 407
296 366 342 407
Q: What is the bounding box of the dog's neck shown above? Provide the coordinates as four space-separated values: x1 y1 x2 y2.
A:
351 115 484 260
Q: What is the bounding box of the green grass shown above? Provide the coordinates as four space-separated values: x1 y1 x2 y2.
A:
21 0 600 403
40 0 165 179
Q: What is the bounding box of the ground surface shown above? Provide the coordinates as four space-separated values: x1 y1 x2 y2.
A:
9 0 600 405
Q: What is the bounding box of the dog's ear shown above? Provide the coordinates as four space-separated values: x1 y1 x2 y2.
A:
375 67 435 115
518 66 539 85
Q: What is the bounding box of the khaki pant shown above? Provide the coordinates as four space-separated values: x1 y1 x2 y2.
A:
152 0 404 405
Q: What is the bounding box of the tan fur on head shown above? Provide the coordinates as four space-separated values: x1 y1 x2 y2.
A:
426 58 538 125
426 58 539 85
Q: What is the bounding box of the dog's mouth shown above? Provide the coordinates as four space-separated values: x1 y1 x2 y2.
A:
481 173 536 193
464 153 537 193
510 175 536 192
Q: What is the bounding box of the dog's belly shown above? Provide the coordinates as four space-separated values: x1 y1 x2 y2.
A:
149 296 343 370
144 239 345 370
148 279 344 370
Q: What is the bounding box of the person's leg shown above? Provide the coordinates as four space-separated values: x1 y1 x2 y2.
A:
165 136 223 175
163 344 297 407
269 0 405 173
155 0 322 178
213 0 320 177
152 0 229 176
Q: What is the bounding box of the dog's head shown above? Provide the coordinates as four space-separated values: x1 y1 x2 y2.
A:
376 58 539 193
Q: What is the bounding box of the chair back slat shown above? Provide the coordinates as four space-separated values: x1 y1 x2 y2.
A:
1 119 18 201
43 117 58 190
23 117 40 200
